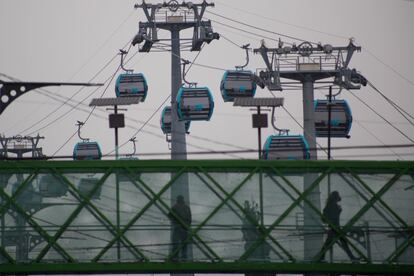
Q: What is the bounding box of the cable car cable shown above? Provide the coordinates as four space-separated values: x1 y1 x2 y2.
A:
214 0 349 41
23 142 414 160
206 10 316 45
52 48 134 157
17 81 250 157
214 1 414 105
348 90 414 144
21 53 248 155
207 18 282 44
365 49 414 89
314 89 404 160
220 34 244 49
367 81 414 125
2 40 132 136
28 45 136 138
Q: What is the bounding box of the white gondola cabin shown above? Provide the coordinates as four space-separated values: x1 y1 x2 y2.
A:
115 73 148 101
176 87 214 121
161 106 190 134
263 135 310 160
314 99 352 138
220 70 257 102
73 141 102 161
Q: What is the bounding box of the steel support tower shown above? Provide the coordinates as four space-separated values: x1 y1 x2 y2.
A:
254 39 366 261
133 0 219 165
133 0 219 269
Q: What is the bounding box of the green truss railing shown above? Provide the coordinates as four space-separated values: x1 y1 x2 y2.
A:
0 160 413 275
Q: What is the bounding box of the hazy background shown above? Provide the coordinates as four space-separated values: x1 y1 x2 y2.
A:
1 0 414 161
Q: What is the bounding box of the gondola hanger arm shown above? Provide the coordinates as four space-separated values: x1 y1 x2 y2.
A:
181 59 197 87
119 49 134 73
235 44 250 71
76 121 89 142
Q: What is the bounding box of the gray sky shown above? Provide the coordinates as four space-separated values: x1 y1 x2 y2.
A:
1 0 414 160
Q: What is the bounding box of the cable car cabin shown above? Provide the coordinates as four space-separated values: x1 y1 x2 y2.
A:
160 106 190 134
176 87 214 121
39 175 68 197
73 142 102 161
220 70 257 102
115 73 148 101
263 135 310 160
78 178 102 199
314 99 352 138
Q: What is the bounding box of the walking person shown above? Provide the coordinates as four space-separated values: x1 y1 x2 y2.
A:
169 195 192 261
320 191 359 262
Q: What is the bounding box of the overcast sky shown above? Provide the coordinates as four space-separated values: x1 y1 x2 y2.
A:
1 0 414 161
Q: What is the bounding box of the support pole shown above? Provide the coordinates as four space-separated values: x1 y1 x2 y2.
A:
257 107 262 160
328 86 332 161
114 105 119 160
302 75 323 262
303 76 317 160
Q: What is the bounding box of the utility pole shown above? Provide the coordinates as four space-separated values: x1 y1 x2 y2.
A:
254 39 366 262
133 0 219 267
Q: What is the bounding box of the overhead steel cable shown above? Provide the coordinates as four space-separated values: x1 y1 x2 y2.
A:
1 41 131 136
52 44 135 157
214 0 349 41
39 44 135 137
220 34 244 49
14 142 414 160
37 88 252 153
367 80 414 125
348 90 414 144
366 49 414 89
206 18 282 44
266 90 331 158
314 89 404 160
64 10 136 82
280 105 331 158
5 72 252 156
51 66 121 157
99 44 245 159
206 10 317 45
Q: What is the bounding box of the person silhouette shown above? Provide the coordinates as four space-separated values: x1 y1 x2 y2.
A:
320 191 359 261
169 195 192 261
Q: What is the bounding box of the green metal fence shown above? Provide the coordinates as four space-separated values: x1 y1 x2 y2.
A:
0 160 413 275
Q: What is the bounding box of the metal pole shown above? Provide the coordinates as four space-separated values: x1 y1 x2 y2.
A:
303 76 317 160
302 75 323 262
114 105 119 160
257 107 262 159
328 86 332 161
327 86 333 262
113 105 121 260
